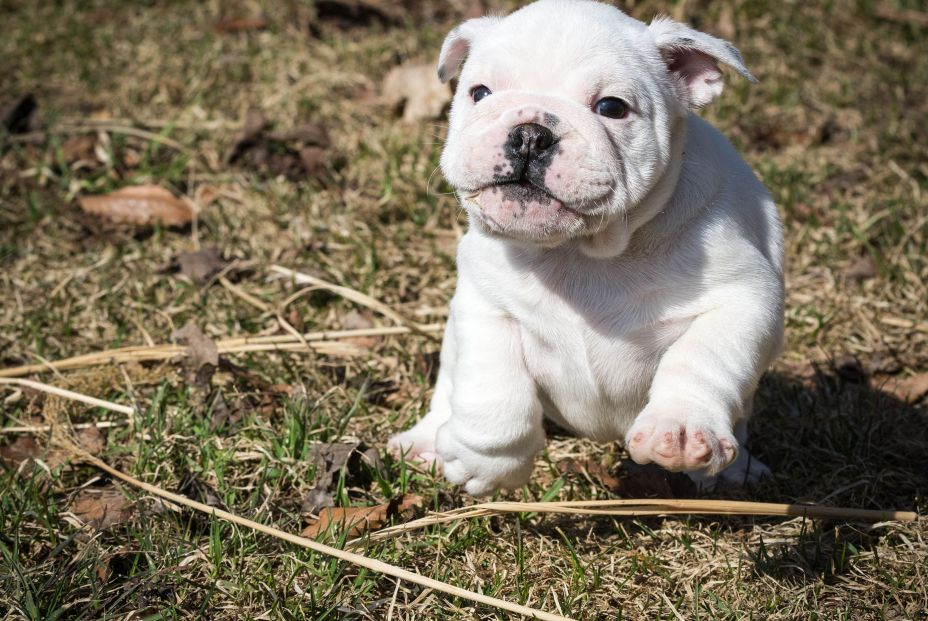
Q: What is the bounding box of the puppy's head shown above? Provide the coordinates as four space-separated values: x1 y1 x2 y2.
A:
438 0 755 255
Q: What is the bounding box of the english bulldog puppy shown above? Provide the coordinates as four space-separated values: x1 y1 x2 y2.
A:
389 0 784 495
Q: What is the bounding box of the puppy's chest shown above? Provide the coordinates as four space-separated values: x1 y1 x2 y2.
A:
500 271 688 415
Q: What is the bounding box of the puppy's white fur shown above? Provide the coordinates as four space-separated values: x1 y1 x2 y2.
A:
389 0 784 496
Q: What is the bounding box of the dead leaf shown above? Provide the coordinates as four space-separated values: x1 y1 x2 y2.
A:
177 247 226 284
193 184 221 207
228 110 269 163
383 63 452 123
61 135 98 163
208 393 244 432
228 115 331 180
0 435 42 465
302 493 423 538
882 372 928 404
298 146 327 176
213 15 269 33
78 185 193 227
301 442 386 515
71 486 132 530
76 426 106 454
842 255 877 282
2 93 37 133
172 323 219 388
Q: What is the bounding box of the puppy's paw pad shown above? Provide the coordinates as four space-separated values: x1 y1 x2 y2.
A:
626 415 737 474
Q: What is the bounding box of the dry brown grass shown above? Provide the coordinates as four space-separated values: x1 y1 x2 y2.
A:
1 0 926 619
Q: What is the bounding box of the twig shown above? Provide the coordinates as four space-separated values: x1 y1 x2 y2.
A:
359 498 917 545
270 265 440 342
0 420 128 434
0 325 444 378
0 378 134 415
8 378 571 621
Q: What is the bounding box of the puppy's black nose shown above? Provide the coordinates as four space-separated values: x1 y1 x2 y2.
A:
506 123 556 160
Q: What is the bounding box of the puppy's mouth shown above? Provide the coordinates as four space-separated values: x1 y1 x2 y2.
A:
470 179 564 206
463 179 584 242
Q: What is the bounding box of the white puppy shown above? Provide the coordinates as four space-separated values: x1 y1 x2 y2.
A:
389 0 784 495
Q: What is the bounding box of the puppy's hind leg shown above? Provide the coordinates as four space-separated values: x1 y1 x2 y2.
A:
387 317 456 466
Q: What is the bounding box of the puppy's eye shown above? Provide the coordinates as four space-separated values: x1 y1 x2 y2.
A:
470 85 492 103
594 97 630 119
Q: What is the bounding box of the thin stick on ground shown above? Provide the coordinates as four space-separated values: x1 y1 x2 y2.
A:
270 265 440 341
357 498 918 545
0 324 444 379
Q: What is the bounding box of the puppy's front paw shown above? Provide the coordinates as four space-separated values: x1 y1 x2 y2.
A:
625 410 737 475
435 424 542 496
388 424 442 467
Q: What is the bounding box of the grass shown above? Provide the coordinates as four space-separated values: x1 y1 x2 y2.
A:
1 0 927 619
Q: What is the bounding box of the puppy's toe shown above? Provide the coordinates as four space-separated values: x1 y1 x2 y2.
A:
388 429 442 467
626 414 738 475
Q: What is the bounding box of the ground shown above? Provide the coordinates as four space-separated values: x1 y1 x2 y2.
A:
1 0 927 619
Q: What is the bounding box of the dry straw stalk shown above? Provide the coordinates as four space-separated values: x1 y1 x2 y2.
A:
0 324 443 379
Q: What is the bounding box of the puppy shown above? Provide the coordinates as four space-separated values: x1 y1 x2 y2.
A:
389 0 784 495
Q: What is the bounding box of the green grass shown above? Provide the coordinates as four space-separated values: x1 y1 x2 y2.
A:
2 0 927 619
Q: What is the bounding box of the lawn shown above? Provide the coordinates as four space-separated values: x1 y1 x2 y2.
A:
1 0 926 619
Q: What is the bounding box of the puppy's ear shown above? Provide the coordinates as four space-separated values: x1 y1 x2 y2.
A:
648 16 756 107
437 17 499 84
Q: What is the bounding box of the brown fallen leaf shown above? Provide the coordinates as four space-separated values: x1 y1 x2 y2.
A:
842 255 877 282
76 426 106 454
298 146 327 177
881 372 928 404
302 442 386 515
228 114 331 180
78 185 194 227
227 110 269 163
71 486 132 530
302 493 423 538
61 134 98 163
0 435 42 465
172 323 220 388
213 15 269 34
177 247 226 284
383 63 452 123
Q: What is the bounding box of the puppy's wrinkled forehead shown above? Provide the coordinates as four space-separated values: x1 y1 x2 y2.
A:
462 1 653 91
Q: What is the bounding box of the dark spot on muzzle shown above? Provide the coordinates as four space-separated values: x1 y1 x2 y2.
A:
500 123 560 186
543 112 560 128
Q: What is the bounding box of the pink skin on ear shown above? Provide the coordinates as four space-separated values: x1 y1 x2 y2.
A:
666 49 725 108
